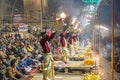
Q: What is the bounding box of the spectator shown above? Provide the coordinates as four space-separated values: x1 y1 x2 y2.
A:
0 47 6 58
0 58 7 80
6 59 23 80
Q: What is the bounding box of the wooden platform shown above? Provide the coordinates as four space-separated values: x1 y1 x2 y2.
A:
55 61 95 68
31 73 83 80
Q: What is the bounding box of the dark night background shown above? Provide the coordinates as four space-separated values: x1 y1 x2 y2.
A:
11 0 120 27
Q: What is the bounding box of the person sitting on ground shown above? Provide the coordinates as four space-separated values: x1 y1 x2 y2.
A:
31 54 41 68
6 59 23 80
17 54 28 75
22 56 33 73
0 47 6 59
24 56 33 67
26 44 33 53
2 56 11 67
21 44 29 57
0 58 7 80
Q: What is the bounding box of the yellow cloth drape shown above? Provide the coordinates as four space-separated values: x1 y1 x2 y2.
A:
43 53 55 80
61 47 69 63
69 44 75 56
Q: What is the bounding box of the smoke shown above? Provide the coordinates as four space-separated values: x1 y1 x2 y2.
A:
58 0 82 17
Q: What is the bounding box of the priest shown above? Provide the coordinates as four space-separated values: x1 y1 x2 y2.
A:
60 31 69 63
40 29 57 80
68 33 75 56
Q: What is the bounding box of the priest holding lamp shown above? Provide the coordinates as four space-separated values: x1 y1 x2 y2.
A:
60 31 69 63
40 29 57 80
73 34 79 53
68 33 75 56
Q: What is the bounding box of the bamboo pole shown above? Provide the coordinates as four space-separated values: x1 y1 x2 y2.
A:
111 0 114 79
11 0 18 26
40 0 43 31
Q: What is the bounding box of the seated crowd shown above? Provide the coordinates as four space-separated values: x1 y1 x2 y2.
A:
0 37 44 80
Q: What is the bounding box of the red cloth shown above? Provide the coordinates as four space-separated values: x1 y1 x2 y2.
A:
60 32 66 37
56 47 61 54
29 68 37 74
68 36 73 44
73 34 77 42
46 30 51 37
60 32 67 47
40 31 57 53
75 35 79 41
